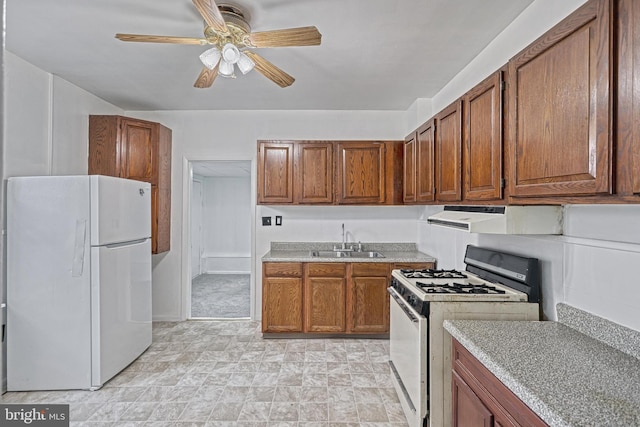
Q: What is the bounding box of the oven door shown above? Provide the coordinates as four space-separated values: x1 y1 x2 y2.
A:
388 287 428 427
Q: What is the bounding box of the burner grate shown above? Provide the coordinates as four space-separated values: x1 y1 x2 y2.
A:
400 269 467 279
415 281 507 294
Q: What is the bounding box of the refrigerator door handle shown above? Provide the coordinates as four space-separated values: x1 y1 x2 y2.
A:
104 238 148 249
72 220 87 277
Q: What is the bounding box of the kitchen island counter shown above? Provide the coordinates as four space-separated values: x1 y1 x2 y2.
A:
444 304 640 427
262 241 436 263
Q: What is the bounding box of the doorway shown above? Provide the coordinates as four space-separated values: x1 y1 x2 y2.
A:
189 160 252 319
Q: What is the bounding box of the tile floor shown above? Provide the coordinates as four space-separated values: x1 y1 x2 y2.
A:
2 320 410 427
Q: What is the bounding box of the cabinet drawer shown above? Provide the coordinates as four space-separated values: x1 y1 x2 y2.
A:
351 263 389 277
264 262 303 277
306 263 346 277
393 262 435 271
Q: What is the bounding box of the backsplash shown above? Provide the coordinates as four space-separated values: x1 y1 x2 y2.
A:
418 205 640 333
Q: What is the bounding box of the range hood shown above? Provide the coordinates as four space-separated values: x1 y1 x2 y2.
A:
427 205 563 234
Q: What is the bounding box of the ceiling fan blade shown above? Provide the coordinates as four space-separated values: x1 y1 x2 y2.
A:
192 0 228 34
194 62 220 88
247 26 321 47
116 34 208 45
244 51 295 88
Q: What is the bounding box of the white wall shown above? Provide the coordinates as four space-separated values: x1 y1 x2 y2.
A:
201 175 251 274
4 51 122 178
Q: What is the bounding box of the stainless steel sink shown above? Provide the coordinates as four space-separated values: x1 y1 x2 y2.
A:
309 250 384 258
349 251 385 258
309 250 350 258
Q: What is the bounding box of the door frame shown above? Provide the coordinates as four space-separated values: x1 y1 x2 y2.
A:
181 157 256 320
190 177 203 279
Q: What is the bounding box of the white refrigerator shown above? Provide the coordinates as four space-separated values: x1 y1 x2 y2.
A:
6 175 153 391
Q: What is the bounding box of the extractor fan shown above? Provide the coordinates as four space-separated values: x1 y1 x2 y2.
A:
115 0 321 89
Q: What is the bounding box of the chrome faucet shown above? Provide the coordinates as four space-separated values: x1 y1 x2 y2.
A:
341 223 346 250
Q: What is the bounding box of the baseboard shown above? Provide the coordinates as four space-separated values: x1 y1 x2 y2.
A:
202 270 251 275
152 315 184 322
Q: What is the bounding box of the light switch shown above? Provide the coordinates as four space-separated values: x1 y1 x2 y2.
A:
275 216 282 226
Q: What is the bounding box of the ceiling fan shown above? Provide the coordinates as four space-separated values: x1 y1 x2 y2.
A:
115 0 321 89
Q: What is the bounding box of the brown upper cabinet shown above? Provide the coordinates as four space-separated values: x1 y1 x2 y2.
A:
336 142 386 204
508 0 612 199
404 119 436 204
435 100 463 202
616 0 640 199
257 141 294 204
257 140 402 205
403 133 416 203
416 119 437 202
463 71 504 201
295 142 334 204
88 115 171 254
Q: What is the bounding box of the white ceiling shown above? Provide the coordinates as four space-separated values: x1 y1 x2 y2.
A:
6 0 534 111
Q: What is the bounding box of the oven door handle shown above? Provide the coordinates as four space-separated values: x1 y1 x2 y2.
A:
387 287 419 323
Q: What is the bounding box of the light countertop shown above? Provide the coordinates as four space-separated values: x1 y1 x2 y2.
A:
444 307 640 426
262 242 436 264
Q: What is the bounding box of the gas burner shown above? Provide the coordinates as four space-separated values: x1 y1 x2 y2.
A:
415 281 507 294
400 269 467 279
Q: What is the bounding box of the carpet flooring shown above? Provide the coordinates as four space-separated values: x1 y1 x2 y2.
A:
191 274 250 319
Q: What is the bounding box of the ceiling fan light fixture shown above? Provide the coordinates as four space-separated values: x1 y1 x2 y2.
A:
221 43 240 64
199 47 221 70
237 52 255 74
218 59 236 78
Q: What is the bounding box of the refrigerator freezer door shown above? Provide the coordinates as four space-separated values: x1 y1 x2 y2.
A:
7 176 93 390
90 238 152 388
90 175 151 246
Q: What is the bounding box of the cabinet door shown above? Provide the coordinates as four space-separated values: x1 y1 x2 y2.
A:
436 101 463 202
153 186 171 254
349 261 390 333
121 118 157 184
304 277 346 333
508 0 612 198
295 142 333 203
262 277 303 333
258 142 294 203
617 0 640 196
464 71 504 201
452 371 494 427
88 115 120 177
350 277 389 333
336 142 386 204
416 118 436 202
403 133 416 203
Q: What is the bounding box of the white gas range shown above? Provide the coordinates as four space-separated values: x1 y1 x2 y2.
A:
387 245 541 427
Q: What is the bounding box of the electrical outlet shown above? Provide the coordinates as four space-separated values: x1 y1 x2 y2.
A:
262 216 272 226
275 216 282 226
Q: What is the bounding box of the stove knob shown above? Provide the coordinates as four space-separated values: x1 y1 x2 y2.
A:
407 295 415 305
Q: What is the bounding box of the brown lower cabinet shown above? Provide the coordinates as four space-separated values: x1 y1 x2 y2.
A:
262 263 304 333
452 338 548 427
350 263 389 333
262 261 434 334
304 263 347 333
